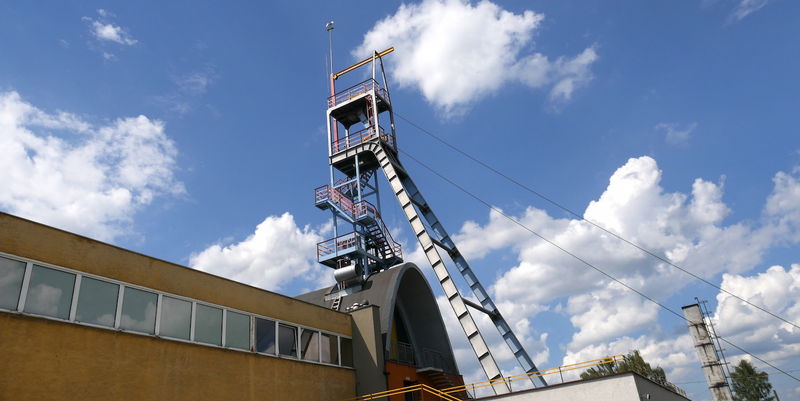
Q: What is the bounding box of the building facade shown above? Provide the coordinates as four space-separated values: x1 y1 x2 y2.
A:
0 212 355 401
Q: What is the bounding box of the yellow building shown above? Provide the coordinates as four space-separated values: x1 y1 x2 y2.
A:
0 212 358 401
0 211 465 401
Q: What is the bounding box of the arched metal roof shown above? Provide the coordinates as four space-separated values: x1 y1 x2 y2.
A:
296 263 459 374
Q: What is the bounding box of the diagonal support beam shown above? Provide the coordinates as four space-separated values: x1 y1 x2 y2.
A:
370 142 512 395
369 141 547 389
463 297 498 318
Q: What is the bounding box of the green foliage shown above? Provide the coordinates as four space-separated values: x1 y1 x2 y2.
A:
731 360 774 401
579 350 682 394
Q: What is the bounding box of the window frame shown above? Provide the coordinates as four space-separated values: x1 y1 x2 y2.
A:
23 263 77 320
73 275 120 328
0 251 353 369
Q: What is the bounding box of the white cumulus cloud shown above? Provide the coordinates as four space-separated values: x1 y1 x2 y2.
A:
84 10 137 46
0 91 183 241
189 213 333 292
412 154 800 387
379 152 800 400
713 264 800 363
354 0 598 115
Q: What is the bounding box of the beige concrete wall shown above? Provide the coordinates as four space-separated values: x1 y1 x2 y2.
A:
350 305 387 396
0 313 354 401
0 212 351 336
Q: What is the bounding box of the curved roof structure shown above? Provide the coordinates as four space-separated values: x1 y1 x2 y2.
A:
297 263 459 374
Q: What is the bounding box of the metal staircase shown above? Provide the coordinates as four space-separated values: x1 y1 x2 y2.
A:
334 170 375 199
314 185 402 270
316 48 545 394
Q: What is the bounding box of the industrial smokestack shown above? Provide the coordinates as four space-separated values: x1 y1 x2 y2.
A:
682 303 733 401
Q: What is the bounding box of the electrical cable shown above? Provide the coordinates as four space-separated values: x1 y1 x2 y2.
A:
398 148 800 384
395 112 800 332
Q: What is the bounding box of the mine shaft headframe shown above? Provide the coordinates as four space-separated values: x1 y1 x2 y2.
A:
332 47 395 80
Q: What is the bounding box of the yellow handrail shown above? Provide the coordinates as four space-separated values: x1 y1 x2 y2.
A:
442 354 624 395
340 354 625 401
341 383 461 401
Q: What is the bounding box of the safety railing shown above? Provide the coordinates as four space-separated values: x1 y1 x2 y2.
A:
441 354 626 397
315 187 402 262
393 340 416 365
341 384 461 401
422 348 454 373
328 78 390 109
315 185 355 216
353 201 379 221
331 124 396 154
340 354 630 401
315 185 382 224
317 231 363 261
367 214 402 261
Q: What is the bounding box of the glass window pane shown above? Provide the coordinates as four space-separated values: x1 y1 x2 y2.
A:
255 318 276 354
321 333 338 364
279 324 297 358
160 296 191 340
341 337 353 367
23 265 75 319
120 287 157 334
75 277 118 327
301 329 320 361
0 256 26 310
195 304 222 346
226 311 250 351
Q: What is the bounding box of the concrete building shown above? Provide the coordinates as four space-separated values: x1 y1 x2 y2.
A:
475 372 690 401
0 212 368 400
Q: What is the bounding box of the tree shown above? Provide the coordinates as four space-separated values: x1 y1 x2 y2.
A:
731 360 774 401
580 350 681 393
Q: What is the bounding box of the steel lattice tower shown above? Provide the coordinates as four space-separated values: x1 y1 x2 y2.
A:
314 48 546 394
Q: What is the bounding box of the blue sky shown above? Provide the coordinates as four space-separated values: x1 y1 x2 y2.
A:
1 1 799 399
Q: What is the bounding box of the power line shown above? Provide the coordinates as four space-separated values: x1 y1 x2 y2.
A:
674 370 800 385
395 112 800 332
397 148 800 384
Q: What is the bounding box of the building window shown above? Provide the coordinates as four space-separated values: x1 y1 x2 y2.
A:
225 311 250 350
0 252 352 369
75 277 118 327
301 329 320 362
23 265 75 319
340 337 353 367
160 296 191 340
279 324 298 358
195 303 222 346
321 333 339 365
0 256 26 310
255 317 276 354
120 287 157 334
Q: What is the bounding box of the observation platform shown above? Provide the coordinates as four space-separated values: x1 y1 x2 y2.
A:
327 78 391 128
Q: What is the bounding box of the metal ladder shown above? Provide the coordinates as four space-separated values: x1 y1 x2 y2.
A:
366 140 547 393
331 295 342 311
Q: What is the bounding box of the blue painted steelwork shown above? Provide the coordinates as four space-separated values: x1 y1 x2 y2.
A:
315 50 546 393
315 56 403 280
